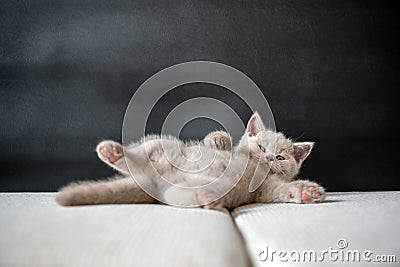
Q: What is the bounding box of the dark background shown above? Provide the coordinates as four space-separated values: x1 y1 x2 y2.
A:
1 0 399 192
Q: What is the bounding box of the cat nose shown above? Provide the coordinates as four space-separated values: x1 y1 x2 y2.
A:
266 155 274 162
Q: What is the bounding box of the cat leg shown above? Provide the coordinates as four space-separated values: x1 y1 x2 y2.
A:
286 180 326 203
204 131 232 150
56 174 157 206
196 189 222 209
96 140 129 175
162 185 200 207
163 182 223 209
257 175 325 204
196 179 236 209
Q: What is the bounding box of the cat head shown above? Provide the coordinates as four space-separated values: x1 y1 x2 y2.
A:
241 112 314 180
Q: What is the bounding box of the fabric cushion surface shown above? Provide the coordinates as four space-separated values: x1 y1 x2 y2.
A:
232 192 400 266
0 193 250 267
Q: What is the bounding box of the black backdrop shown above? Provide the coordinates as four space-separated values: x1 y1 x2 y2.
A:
1 0 399 191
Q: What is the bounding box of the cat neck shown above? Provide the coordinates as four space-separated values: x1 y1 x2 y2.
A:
234 134 251 155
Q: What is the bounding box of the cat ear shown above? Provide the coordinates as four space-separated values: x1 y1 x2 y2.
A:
293 142 314 163
246 112 266 137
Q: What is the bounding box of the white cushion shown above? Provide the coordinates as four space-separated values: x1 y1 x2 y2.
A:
0 193 250 267
232 192 400 266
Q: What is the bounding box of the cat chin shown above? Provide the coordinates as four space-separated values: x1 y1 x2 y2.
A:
258 163 275 175
259 161 274 168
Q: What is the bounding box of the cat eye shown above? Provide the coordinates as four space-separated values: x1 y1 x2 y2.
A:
258 145 266 152
276 155 285 160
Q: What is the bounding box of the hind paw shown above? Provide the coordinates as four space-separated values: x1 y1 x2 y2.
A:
97 140 124 164
197 190 219 208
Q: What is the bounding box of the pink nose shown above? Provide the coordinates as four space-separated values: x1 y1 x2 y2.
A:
266 155 274 162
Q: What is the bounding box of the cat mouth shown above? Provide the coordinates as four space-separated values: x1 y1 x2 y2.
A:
265 162 274 167
260 161 274 168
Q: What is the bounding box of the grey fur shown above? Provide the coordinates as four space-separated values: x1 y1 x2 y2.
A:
57 113 325 207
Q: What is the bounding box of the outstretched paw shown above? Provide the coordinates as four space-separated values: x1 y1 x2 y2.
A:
97 140 124 165
288 181 325 204
204 131 232 151
197 190 220 209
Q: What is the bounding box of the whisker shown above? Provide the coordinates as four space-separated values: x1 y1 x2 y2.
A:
293 133 305 142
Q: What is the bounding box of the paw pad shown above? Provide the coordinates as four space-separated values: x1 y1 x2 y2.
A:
197 190 217 208
301 190 311 201
98 141 123 164
291 181 325 204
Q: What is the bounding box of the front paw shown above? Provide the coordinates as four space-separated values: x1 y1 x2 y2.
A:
204 131 232 150
287 180 325 204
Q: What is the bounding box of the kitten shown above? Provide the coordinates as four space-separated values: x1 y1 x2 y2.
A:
56 113 325 208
